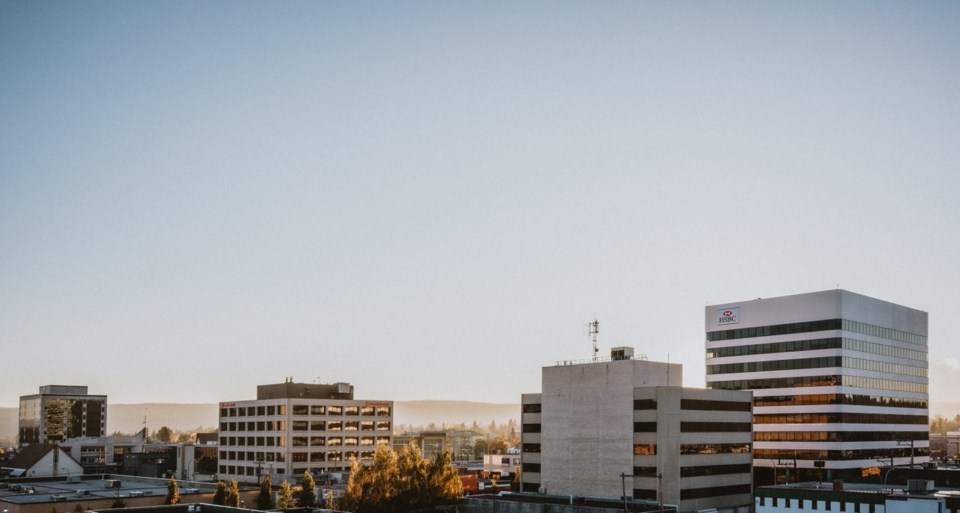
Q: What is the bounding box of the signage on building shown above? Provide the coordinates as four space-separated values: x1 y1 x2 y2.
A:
717 307 740 325
365 401 391 407
220 402 236 407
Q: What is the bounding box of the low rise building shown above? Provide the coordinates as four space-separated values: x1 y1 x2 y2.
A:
521 347 753 513
218 379 393 484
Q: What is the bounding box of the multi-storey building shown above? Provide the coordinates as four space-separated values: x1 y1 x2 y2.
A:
705 290 929 484
18 385 107 445
218 380 393 484
521 347 754 513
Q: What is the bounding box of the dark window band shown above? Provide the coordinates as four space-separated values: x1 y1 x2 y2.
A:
754 412 928 425
707 318 926 346
708 375 927 393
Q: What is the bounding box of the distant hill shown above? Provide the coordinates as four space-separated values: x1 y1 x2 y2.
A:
0 400 519 442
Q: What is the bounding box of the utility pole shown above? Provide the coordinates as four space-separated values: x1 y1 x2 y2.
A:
620 472 634 513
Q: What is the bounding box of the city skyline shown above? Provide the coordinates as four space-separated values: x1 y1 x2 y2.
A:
2 2 959 408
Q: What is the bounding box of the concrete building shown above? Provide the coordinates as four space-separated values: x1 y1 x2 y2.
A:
19 386 107 445
705 290 930 484
217 379 393 484
755 480 960 513
521 347 753 513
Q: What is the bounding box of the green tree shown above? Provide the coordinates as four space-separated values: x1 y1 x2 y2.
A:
225 480 241 507
156 426 173 443
256 476 274 510
276 481 295 509
213 481 227 505
299 471 316 508
165 476 180 505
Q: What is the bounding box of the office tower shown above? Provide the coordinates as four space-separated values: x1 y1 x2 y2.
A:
706 290 929 484
19 385 107 445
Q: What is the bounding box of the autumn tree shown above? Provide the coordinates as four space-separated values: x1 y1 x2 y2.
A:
299 471 316 507
276 481 295 509
225 480 241 507
213 481 227 505
156 426 173 443
165 477 180 505
256 476 274 510
343 443 462 513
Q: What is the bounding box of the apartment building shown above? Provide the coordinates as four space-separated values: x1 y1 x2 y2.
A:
706 290 929 484
217 380 393 484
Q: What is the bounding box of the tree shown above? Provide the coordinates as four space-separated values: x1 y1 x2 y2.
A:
343 443 462 513
489 438 508 454
256 476 274 510
213 481 227 505
165 476 180 505
225 480 241 507
156 426 173 443
473 438 489 459
276 481 295 509
299 471 316 508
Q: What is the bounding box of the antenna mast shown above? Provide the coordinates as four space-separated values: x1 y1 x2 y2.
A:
589 319 600 361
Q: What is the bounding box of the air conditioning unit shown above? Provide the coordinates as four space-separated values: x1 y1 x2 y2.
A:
907 480 934 493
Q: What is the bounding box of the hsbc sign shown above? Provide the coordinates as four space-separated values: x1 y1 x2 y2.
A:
717 306 740 325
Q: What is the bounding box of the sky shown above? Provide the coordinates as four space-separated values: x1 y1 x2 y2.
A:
1 1 959 408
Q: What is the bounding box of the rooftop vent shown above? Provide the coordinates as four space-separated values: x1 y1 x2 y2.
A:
611 347 634 361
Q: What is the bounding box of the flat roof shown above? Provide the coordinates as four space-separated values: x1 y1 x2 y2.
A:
0 475 217 505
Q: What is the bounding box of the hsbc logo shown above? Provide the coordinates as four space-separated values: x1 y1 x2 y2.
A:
717 306 740 325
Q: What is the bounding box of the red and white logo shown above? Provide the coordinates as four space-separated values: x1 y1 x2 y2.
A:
717 306 740 325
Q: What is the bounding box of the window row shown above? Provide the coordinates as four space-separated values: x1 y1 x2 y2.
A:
522 404 542 413
680 443 751 455
221 421 286 432
680 399 752 412
220 404 391 418
290 404 391 417
291 436 390 447
221 405 286 417
754 412 928 425
707 356 927 378
706 319 926 346
633 399 657 411
292 420 390 431
706 337 927 362
754 431 929 442
220 436 286 447
219 450 285 462
635 443 752 455
753 394 927 409
754 447 930 461
709 375 927 393
707 319 842 342
758 496 880 513
522 423 541 433
843 320 926 347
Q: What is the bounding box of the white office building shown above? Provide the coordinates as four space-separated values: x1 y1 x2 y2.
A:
705 290 929 484
521 347 754 513
218 380 393 484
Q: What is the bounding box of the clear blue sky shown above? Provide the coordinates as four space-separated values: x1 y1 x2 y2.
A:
2 1 959 407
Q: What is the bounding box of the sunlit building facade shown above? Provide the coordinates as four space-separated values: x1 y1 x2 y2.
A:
218 380 393 484
521 348 753 513
18 385 107 445
705 290 929 484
